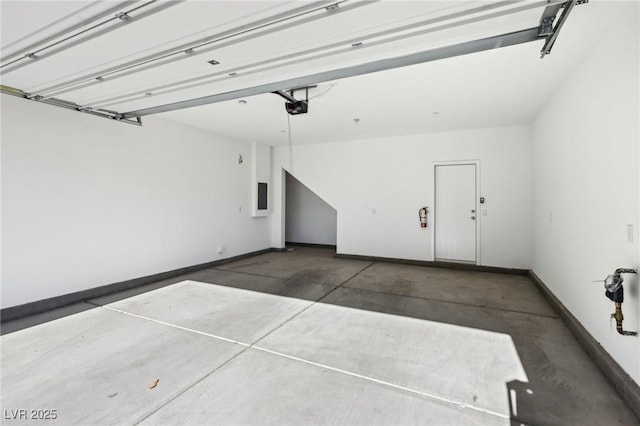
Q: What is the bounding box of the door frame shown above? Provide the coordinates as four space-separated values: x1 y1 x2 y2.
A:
431 160 481 265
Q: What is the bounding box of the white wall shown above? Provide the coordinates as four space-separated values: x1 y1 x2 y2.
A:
271 125 532 269
1 95 271 309
531 1 639 383
285 173 337 245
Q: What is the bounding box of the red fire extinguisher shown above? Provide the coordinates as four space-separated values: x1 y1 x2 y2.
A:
419 207 428 228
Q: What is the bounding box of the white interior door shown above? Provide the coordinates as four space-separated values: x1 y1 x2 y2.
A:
435 164 477 263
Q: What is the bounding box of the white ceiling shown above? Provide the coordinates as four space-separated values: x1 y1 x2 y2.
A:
0 0 625 145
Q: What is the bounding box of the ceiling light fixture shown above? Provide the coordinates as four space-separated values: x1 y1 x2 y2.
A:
238 99 247 104
208 59 220 65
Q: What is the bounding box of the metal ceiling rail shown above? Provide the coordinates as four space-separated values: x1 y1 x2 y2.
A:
119 0 583 120
120 27 543 119
2 2 108 54
0 85 142 125
1 1 185 76
87 0 561 110
541 0 582 57
39 0 372 100
0 0 584 124
0 0 138 63
29 0 343 97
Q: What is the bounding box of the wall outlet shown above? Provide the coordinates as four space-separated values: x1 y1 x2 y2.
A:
218 246 226 254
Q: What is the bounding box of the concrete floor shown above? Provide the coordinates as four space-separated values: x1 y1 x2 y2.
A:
1 247 638 425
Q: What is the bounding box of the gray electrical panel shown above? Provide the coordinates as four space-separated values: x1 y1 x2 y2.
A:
258 182 268 210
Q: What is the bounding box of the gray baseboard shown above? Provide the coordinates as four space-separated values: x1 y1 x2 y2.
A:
334 252 529 275
286 242 337 250
0 248 275 322
529 271 640 422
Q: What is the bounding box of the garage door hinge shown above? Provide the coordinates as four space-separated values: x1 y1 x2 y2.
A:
538 16 556 37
